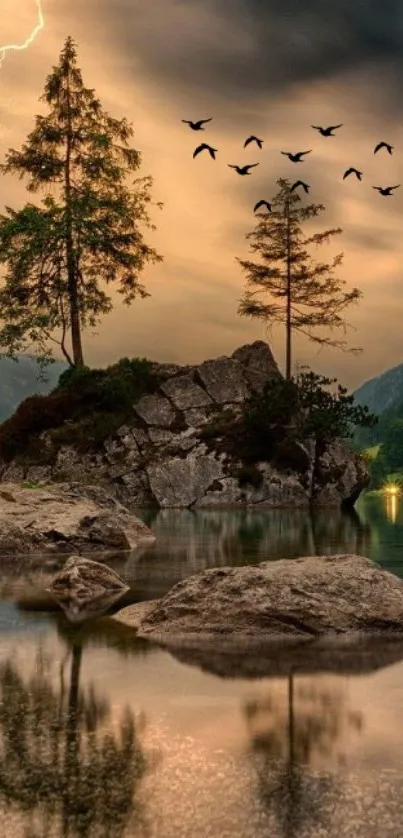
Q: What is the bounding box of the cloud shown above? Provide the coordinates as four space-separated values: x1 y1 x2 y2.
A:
108 0 403 114
0 0 403 388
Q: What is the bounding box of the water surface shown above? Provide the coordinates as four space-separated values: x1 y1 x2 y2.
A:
0 494 403 837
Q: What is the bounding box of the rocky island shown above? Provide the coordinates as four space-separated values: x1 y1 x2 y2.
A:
0 341 369 509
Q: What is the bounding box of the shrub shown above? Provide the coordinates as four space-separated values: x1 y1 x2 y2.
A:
295 369 377 443
231 464 263 488
0 356 160 462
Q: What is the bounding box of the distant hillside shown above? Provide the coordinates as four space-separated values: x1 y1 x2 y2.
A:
0 355 67 423
353 363 403 415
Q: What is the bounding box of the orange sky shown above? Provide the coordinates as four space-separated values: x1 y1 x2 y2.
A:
0 0 403 388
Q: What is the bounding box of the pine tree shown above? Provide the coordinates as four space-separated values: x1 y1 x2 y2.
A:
237 178 361 379
0 36 162 367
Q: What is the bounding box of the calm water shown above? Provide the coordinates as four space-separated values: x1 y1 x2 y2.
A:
1 495 403 836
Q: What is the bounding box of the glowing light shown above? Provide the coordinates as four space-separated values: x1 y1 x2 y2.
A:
0 0 44 70
383 483 401 497
385 494 398 524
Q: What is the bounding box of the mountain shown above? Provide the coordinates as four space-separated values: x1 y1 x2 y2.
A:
353 363 403 415
0 355 67 423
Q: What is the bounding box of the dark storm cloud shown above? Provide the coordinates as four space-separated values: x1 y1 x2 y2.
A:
111 0 403 103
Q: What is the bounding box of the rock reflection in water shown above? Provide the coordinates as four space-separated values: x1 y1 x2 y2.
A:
131 506 371 599
0 630 149 838
244 676 364 838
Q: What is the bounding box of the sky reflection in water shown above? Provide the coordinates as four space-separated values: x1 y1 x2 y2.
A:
0 497 402 836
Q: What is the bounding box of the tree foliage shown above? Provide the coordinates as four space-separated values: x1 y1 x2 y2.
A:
244 368 377 446
237 178 361 378
0 36 162 366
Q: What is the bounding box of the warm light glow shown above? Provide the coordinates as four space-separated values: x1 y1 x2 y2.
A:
385 494 398 524
382 483 401 497
0 0 44 69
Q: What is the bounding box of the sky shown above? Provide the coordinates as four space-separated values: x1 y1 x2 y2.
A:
1 1 403 388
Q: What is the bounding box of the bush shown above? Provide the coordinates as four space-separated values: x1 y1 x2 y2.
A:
0 356 159 462
295 370 377 442
231 464 263 488
199 369 378 471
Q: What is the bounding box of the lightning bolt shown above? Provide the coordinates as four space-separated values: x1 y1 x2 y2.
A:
0 0 44 70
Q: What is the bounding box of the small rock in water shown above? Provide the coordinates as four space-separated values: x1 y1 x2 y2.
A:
47 555 129 623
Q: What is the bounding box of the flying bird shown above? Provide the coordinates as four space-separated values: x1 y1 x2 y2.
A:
181 118 212 130
290 180 310 193
193 143 217 159
312 124 342 136
253 200 272 212
244 135 263 149
343 167 363 180
281 150 311 162
372 185 400 195
374 141 393 155
228 163 259 175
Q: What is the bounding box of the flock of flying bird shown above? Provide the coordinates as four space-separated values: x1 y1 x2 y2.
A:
181 118 401 213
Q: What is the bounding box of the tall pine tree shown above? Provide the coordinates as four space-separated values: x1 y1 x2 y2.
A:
0 36 162 366
237 178 361 379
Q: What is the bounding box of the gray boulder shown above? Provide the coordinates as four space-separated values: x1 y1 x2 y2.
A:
231 340 280 392
312 439 371 506
137 554 403 644
48 555 129 622
0 483 154 555
0 341 370 509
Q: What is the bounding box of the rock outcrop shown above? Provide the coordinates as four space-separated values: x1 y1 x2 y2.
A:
0 482 155 555
0 341 369 508
48 555 129 623
135 554 403 645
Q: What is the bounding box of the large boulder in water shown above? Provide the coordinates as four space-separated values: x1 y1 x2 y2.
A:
136 554 403 645
48 555 129 622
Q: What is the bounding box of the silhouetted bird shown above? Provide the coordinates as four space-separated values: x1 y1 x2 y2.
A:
281 150 311 162
290 180 310 193
193 143 217 159
228 164 259 175
244 135 263 149
181 118 212 130
343 167 362 180
253 200 272 212
374 141 393 155
312 124 342 136
372 185 400 195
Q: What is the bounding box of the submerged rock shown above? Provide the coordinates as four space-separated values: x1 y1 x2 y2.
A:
48 555 129 623
136 554 403 644
0 482 154 556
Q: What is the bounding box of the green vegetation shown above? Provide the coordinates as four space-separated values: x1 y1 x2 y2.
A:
363 444 380 460
201 368 376 471
352 365 403 488
363 417 403 489
0 357 159 464
237 178 361 379
0 36 162 368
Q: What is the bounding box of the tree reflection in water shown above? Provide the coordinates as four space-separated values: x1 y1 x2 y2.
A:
244 675 364 838
0 633 149 838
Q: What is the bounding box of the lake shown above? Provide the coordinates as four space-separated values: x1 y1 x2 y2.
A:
1 494 403 837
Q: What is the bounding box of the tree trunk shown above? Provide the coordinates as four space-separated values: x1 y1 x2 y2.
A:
65 64 84 367
285 194 292 379
63 642 83 836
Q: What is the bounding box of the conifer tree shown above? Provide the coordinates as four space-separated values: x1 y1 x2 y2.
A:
0 36 162 366
237 178 361 379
